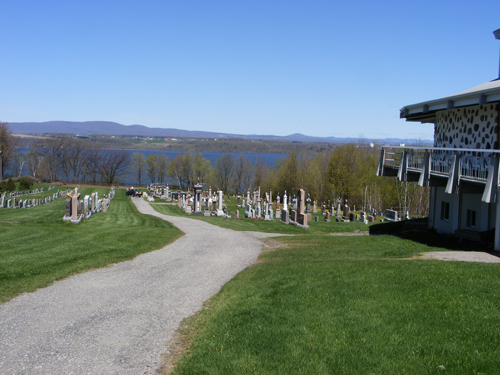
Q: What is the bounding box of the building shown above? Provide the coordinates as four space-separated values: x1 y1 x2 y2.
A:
377 28 500 250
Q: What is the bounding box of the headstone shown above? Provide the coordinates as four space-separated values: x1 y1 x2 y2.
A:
297 189 307 226
349 212 355 222
281 209 290 224
324 211 330 222
216 190 224 216
385 209 398 222
236 210 239 219
305 193 311 214
72 193 80 221
315 216 319 222
193 180 203 215
65 198 71 217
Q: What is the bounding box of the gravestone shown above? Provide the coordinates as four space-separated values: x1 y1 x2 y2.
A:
324 211 330 222
281 190 289 223
385 209 398 222
305 193 311 214
236 210 239 219
193 180 203 216
315 216 319 222
297 189 307 226
215 190 224 217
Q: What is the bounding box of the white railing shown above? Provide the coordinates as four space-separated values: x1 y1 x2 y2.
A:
380 146 499 182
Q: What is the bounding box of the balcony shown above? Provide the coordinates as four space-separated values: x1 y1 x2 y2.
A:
377 146 500 203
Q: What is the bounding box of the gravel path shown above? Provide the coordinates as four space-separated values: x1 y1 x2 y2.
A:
0 197 284 374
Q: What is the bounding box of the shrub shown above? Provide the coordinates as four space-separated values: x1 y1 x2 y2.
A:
6 178 16 192
18 177 33 191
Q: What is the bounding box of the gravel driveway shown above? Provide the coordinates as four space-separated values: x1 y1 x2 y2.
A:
0 197 283 374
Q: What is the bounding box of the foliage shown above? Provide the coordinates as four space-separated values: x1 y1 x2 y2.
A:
0 122 16 179
6 178 16 192
18 176 34 190
0 178 16 194
147 154 156 183
169 151 212 190
131 152 146 186
156 153 169 184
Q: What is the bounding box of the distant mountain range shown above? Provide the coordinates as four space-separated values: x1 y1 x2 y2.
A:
9 121 433 145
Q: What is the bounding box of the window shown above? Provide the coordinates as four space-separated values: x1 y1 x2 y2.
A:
466 209 476 228
440 201 450 222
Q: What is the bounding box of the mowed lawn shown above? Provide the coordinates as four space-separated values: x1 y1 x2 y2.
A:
170 235 500 374
0 187 183 303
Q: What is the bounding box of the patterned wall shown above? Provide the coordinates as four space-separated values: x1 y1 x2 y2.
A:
434 103 499 149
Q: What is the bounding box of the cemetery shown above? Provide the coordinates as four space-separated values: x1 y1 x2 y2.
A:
62 186 115 224
144 182 382 235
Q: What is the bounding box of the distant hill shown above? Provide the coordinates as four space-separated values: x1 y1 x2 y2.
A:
8 121 432 146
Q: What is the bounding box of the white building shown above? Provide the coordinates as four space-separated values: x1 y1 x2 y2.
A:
377 28 500 249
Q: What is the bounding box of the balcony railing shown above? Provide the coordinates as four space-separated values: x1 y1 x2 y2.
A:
377 146 500 203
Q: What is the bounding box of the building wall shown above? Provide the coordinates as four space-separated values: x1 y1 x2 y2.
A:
432 186 459 234
434 103 499 149
460 193 489 232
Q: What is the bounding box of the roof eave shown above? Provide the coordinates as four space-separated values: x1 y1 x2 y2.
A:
400 86 500 123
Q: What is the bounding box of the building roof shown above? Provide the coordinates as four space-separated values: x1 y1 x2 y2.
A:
400 78 500 123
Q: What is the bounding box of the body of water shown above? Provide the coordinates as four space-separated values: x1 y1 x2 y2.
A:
11 148 286 187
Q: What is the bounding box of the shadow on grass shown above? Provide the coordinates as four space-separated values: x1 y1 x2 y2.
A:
369 217 496 253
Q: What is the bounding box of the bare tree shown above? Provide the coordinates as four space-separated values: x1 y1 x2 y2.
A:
82 145 102 184
35 137 63 182
233 155 253 194
131 152 146 186
213 153 234 193
253 156 268 189
99 150 130 184
27 150 42 178
67 138 87 183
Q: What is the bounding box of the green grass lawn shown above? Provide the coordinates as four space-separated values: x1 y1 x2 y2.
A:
169 235 500 374
0 186 183 303
151 197 371 235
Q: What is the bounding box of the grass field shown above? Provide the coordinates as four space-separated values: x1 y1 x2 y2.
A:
168 234 500 374
0 186 183 303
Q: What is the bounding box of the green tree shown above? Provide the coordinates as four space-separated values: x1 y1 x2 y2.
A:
18 176 34 190
155 154 169 184
146 154 156 183
6 178 15 192
0 122 16 179
327 144 362 204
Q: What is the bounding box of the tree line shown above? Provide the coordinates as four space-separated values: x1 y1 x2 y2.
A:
1 122 428 216
131 145 429 217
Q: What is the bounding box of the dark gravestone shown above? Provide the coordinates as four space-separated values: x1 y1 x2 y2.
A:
65 198 71 217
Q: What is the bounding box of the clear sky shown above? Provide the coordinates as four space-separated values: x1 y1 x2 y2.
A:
1 1 500 140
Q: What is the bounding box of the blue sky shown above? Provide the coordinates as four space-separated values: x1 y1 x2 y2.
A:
1 1 500 140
